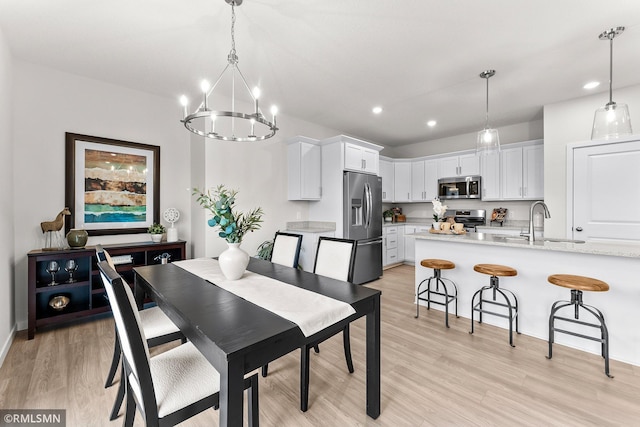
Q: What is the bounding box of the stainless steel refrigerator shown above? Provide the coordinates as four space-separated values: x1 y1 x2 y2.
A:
343 171 383 284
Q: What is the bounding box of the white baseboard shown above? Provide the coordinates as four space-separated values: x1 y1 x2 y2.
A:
0 324 16 368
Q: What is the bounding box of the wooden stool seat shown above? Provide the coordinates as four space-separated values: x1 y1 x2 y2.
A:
474 263 517 277
420 259 455 270
547 274 609 292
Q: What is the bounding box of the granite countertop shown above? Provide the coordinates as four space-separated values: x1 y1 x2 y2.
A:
285 221 336 233
413 231 640 258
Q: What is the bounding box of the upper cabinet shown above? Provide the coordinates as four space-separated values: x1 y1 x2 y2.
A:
344 142 379 175
438 153 480 178
480 151 501 201
411 158 439 202
393 161 412 203
501 140 544 200
379 158 394 202
287 136 321 200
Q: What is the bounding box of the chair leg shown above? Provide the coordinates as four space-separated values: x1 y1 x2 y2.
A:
109 365 126 420
105 335 121 388
123 382 135 427
313 344 320 353
247 374 259 427
342 325 354 373
261 364 269 377
300 345 311 412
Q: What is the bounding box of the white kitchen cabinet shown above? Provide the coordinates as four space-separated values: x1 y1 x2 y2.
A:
380 158 394 202
404 225 430 263
480 151 501 200
393 161 412 202
344 142 379 175
383 226 400 267
287 137 321 200
297 230 335 272
410 158 439 202
501 141 543 200
438 153 480 178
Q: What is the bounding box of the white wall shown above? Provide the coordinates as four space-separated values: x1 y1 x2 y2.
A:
12 60 193 331
543 84 640 237
0 26 15 365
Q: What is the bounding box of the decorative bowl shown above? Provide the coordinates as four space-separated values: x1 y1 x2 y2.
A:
49 295 70 311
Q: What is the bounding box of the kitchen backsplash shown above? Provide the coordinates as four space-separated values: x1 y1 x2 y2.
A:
384 199 536 224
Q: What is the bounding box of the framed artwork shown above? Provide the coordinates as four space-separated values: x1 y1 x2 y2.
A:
65 133 160 236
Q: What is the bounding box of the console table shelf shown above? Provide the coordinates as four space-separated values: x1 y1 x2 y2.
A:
27 240 186 339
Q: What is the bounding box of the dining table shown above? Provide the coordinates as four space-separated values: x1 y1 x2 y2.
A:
133 257 381 426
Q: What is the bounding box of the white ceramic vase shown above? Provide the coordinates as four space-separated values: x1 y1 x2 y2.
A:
151 234 163 243
219 242 249 280
432 222 442 231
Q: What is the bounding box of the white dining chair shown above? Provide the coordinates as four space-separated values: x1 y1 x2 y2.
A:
270 232 303 269
262 236 357 411
96 245 185 421
97 260 259 427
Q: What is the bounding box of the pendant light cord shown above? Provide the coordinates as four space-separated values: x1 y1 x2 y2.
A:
485 76 490 129
608 33 614 105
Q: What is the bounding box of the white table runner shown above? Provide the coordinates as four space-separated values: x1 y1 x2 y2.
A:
173 258 356 337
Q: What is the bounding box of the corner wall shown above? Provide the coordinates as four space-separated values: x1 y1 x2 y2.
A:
0 25 15 365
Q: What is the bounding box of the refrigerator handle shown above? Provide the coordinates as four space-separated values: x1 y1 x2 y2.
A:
364 182 372 229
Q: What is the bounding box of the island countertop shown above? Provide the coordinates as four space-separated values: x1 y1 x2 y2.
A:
413 231 640 258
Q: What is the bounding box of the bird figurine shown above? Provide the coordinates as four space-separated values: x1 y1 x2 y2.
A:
41 207 71 250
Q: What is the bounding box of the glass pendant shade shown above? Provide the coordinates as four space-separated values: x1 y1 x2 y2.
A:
476 128 500 155
591 102 632 140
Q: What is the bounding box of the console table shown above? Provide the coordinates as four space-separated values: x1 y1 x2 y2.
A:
27 240 186 339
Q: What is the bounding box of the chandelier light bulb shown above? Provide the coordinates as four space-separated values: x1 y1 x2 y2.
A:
200 80 211 93
180 95 189 118
252 87 261 99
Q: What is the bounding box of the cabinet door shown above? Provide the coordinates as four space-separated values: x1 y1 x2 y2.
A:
481 152 501 200
459 153 480 176
501 147 524 200
404 226 416 263
344 143 363 172
410 161 426 201
439 156 459 178
300 142 321 199
362 147 379 174
523 144 543 199
424 159 439 201
393 162 412 202
380 159 394 202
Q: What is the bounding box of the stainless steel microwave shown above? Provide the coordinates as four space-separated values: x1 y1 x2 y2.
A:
437 176 482 200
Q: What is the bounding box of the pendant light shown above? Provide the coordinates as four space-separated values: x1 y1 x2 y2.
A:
476 70 500 156
179 0 278 142
591 26 632 140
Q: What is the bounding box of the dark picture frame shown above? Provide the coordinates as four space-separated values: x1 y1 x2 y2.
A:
65 133 160 236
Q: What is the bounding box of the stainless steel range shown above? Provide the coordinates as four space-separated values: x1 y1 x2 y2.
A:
444 209 486 232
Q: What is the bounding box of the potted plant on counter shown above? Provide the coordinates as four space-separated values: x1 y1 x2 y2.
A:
148 223 166 243
431 199 448 230
383 209 394 223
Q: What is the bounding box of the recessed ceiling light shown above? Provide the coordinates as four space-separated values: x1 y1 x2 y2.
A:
372 106 383 114
427 120 437 127
583 81 600 89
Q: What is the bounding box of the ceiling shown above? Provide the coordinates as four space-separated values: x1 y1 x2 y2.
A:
1 0 640 147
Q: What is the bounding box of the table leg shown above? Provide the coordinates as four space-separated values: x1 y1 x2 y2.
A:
366 294 381 419
219 358 245 427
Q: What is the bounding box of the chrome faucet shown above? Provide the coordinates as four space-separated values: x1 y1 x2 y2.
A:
521 201 550 242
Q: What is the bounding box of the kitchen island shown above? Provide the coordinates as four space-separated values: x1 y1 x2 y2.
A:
414 232 640 366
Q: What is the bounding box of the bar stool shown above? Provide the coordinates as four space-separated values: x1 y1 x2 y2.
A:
469 263 519 346
546 274 612 378
415 259 458 327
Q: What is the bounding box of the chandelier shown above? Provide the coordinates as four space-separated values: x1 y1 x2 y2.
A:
591 26 632 140
179 0 278 142
476 70 500 156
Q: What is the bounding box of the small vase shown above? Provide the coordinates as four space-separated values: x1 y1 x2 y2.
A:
66 229 88 248
219 242 249 280
151 234 163 243
432 222 442 231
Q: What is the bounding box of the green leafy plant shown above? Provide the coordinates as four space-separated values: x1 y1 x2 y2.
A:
256 239 274 260
148 223 166 234
193 185 264 243
383 209 394 219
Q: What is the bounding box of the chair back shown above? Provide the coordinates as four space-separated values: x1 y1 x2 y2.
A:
313 237 357 282
97 260 158 421
270 232 303 268
96 244 116 269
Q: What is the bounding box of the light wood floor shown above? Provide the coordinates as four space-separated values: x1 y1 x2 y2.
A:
1 265 639 426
